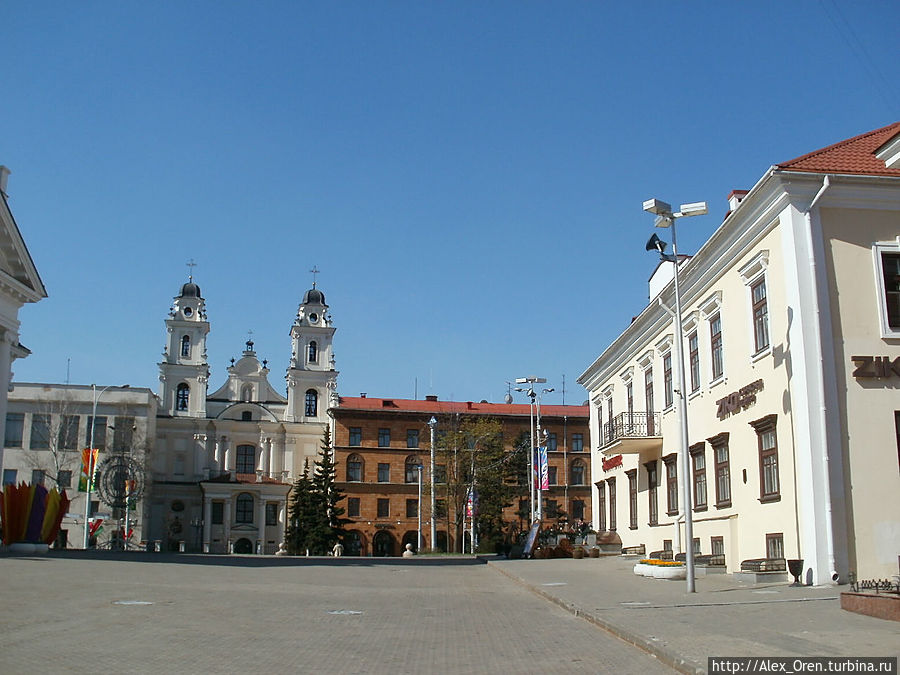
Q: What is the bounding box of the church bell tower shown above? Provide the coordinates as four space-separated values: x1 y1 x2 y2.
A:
159 275 210 417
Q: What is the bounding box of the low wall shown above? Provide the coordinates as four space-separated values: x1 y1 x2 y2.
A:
840 592 900 622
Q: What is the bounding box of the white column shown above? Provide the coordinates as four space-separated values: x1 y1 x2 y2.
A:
257 497 267 554
202 496 212 552
194 434 207 475
273 435 285 477
266 438 274 477
214 435 224 470
223 498 232 550
223 437 234 472
0 331 15 457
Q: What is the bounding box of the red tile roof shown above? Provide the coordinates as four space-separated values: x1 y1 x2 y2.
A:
776 122 900 176
335 396 588 418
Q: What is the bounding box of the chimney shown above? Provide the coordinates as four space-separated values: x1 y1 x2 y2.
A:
425 395 438 402
726 189 749 215
0 166 10 198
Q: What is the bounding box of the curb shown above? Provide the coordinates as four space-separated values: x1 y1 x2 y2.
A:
486 561 705 675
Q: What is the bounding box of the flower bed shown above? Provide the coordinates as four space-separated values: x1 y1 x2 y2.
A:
634 559 687 580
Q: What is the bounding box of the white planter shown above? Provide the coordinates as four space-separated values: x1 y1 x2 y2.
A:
653 565 686 580
633 563 652 577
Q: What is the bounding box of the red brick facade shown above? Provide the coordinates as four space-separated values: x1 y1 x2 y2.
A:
330 395 591 556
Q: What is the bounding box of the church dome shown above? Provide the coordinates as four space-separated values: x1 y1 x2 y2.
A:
180 281 202 298
303 287 325 305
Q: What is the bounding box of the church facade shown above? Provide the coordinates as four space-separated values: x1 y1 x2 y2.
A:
148 278 337 553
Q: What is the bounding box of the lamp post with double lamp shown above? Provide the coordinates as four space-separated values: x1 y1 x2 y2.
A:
427 416 437 552
515 376 545 523
416 464 423 552
534 387 554 522
643 197 708 593
83 384 128 549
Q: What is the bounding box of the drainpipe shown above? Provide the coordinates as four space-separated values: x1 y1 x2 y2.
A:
801 175 839 582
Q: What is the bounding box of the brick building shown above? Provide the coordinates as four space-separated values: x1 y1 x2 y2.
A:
330 395 590 556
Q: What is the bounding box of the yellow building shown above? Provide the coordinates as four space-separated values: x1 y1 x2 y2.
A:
578 122 900 584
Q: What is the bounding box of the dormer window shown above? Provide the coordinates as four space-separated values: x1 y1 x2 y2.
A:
181 335 191 358
308 341 318 364
176 383 189 411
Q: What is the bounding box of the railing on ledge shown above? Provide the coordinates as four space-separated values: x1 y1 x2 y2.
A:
601 412 662 448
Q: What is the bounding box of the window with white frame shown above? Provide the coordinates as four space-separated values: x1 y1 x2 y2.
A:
700 291 724 382
874 243 900 336
663 351 674 409
739 250 771 356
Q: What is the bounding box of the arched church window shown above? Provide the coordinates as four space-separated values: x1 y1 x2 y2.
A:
176 383 189 411
305 389 318 417
236 445 256 474
236 493 254 524
347 454 363 482
308 341 318 364
181 335 191 358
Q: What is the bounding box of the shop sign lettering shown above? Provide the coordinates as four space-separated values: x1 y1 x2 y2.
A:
602 454 623 472
716 379 764 420
851 355 900 379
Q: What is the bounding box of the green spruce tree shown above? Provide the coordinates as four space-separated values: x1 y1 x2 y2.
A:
285 459 316 555
307 427 350 554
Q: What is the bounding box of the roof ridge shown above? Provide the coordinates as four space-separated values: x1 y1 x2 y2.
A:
777 121 900 169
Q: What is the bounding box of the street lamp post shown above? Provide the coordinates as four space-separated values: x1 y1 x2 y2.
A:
83 384 125 549
535 387 554 523
644 197 708 593
428 416 437 552
515 377 545 523
416 464 423 552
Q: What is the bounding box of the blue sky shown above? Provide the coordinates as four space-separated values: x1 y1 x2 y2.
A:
4 2 898 407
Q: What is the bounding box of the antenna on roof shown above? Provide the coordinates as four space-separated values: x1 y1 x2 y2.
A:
504 381 513 404
561 374 566 406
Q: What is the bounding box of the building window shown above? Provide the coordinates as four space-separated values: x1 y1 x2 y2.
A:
305 389 318 417
346 454 363 482
607 477 617 531
434 464 447 484
84 416 107 450
663 352 673 409
211 502 224 524
347 497 360 518
112 417 134 452
30 414 51 449
691 444 707 510
377 498 390 518
236 493 254 524
377 463 390 483
236 445 256 474
710 433 731 507
711 536 724 556
751 279 770 353
405 456 420 483
32 469 45 486
265 503 277 526
378 428 391 448
597 483 607 531
710 313 723 380
627 470 638 529
688 331 700 393
571 499 585 522
2 469 17 485
435 499 447 519
644 367 654 415
176 383 190 411
546 433 557 451
407 429 419 449
406 499 418 518
626 381 634 418
570 460 585 486
664 455 678 515
572 433 583 452
751 414 780 502
57 470 72 488
546 500 559 519
174 454 185 476
307 340 318 364
877 248 900 333
645 461 658 526
181 335 191 358
5 413 24 447
766 533 784 559
349 427 361 447
548 466 557 485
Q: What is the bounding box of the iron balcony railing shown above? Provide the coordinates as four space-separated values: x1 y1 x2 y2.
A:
600 412 662 448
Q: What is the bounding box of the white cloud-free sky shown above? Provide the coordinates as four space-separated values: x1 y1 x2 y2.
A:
4 2 898 406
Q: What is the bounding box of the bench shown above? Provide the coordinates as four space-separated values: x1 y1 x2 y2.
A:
621 544 646 556
648 549 674 561
736 557 787 583
741 557 786 572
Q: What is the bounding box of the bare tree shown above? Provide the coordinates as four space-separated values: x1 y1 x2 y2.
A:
19 390 83 490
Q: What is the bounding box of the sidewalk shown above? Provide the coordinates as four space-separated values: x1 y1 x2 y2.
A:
486 555 899 674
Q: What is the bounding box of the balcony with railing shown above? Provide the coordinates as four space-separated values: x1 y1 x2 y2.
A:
599 412 663 456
